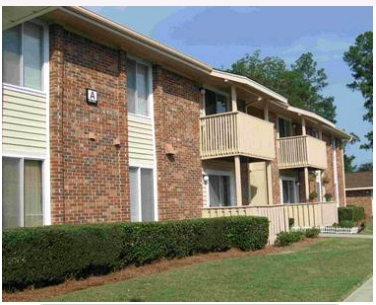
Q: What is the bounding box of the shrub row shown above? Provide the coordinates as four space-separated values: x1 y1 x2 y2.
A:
275 227 320 247
338 205 365 223
2 216 269 291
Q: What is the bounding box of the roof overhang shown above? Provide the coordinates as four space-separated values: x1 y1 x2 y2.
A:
2 6 57 30
346 187 373 191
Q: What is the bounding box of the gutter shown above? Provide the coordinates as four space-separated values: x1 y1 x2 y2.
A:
59 6 213 74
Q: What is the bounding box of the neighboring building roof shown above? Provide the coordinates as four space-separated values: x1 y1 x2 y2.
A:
345 172 373 191
2 6 352 140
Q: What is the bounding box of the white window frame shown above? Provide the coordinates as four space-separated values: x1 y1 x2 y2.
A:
126 55 153 119
2 153 50 227
205 169 235 208
280 175 300 204
315 170 322 202
277 115 292 138
129 163 158 222
2 20 49 94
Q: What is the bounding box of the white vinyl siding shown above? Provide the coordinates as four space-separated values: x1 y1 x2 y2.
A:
2 86 47 153
128 115 154 165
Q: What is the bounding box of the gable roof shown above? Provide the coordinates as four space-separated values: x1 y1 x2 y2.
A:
345 172 373 190
2 6 352 141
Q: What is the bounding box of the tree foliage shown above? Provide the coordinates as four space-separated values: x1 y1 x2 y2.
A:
357 162 373 172
228 51 337 123
343 31 373 150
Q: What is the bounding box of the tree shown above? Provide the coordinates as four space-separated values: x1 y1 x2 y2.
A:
343 132 360 172
357 162 373 172
228 51 337 123
343 31 373 150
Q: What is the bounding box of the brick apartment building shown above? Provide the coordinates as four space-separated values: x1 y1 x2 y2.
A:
2 6 351 229
346 172 373 220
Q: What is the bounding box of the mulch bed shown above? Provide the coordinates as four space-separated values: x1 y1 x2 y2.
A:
2 237 320 302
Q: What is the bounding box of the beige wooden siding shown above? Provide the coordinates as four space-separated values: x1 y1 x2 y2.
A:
249 162 268 205
2 86 47 153
128 115 154 165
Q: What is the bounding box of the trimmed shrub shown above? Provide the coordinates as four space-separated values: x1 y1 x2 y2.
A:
303 228 320 238
2 216 269 291
338 206 365 223
274 231 304 247
339 220 355 228
288 218 295 229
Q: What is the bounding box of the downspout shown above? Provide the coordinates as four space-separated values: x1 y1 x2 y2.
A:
332 138 340 208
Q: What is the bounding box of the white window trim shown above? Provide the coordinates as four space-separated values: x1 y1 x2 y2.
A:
205 169 235 208
280 175 300 204
129 163 157 222
2 155 49 227
126 55 153 119
2 20 49 94
277 115 292 139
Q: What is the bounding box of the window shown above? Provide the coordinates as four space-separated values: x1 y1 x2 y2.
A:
281 176 299 204
2 22 44 91
126 58 150 117
205 89 228 115
278 117 292 138
129 167 155 222
207 170 234 207
2 157 43 228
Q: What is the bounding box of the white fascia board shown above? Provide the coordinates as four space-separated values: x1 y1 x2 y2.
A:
346 187 373 191
211 69 288 104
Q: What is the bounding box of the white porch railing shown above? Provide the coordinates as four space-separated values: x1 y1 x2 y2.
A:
202 202 338 244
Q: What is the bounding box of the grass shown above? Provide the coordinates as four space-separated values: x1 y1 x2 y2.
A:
360 220 373 235
42 238 372 302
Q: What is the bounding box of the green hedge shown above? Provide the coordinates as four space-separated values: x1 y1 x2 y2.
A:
338 206 365 223
3 216 269 291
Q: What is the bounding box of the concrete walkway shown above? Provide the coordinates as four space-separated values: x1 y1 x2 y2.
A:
319 233 373 239
343 277 373 302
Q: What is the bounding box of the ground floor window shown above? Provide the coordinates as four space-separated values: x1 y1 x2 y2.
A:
2 157 43 228
281 176 299 204
129 166 155 222
206 170 234 207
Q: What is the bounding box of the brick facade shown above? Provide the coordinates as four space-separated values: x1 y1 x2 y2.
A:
49 26 129 224
346 190 373 220
153 65 203 220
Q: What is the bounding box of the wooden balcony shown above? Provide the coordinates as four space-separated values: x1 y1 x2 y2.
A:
277 135 327 169
200 112 275 160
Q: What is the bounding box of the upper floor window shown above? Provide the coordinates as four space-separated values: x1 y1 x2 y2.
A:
2 22 45 91
126 58 150 117
205 89 228 115
278 117 292 138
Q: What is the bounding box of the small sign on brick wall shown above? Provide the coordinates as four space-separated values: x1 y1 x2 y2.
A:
86 88 98 105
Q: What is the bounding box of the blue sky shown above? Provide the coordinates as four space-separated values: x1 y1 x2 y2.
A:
87 6 373 167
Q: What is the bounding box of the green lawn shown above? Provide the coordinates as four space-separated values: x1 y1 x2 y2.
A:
42 238 372 302
360 221 373 235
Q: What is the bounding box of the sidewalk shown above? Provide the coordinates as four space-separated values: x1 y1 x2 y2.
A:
343 277 373 302
319 233 373 239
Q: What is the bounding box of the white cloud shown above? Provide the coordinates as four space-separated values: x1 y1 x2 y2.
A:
314 38 350 52
281 43 307 54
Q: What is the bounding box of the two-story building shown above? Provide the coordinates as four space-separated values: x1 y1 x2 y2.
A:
2 7 350 236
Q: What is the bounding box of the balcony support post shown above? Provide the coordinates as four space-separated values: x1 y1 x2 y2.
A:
234 156 242 206
231 85 237 112
264 101 272 205
302 117 306 135
304 167 310 202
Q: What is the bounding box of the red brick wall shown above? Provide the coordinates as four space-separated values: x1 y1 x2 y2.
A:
336 140 347 207
346 190 373 220
153 65 202 220
49 26 129 224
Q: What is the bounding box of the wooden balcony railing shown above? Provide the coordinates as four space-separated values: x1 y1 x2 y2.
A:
277 135 327 169
200 112 275 160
